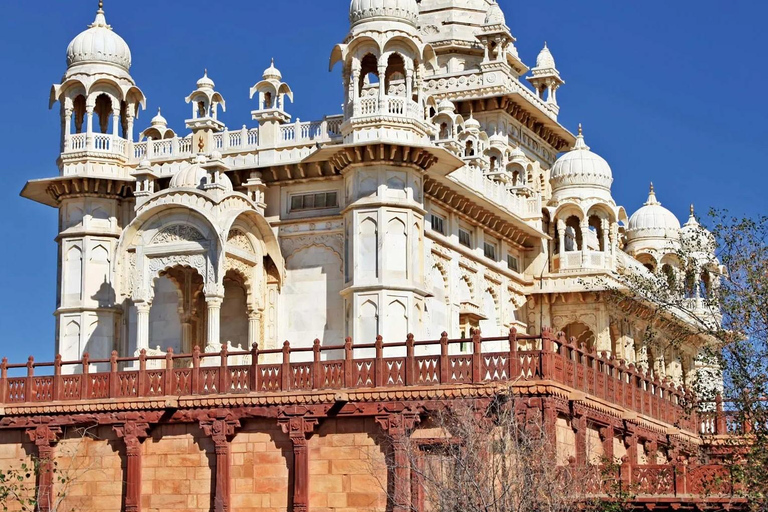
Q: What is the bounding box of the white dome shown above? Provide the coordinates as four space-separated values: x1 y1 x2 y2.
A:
485 2 506 25
680 205 715 253
535 42 556 70
626 185 681 242
349 0 419 27
550 126 613 201
263 59 282 81
437 99 455 113
170 161 209 190
196 70 215 90
464 114 481 132
66 7 131 71
150 108 167 127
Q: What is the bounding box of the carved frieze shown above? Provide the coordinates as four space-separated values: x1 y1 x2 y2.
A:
150 224 205 245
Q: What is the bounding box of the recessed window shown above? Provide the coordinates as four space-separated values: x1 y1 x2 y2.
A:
507 255 520 273
484 242 497 260
290 191 338 212
459 228 472 248
430 214 446 235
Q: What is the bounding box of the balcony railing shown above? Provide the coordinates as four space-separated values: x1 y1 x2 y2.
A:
554 250 609 272
63 115 344 163
0 329 708 434
449 165 542 220
351 95 424 120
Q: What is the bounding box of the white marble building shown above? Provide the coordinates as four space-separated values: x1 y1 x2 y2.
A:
23 0 719 384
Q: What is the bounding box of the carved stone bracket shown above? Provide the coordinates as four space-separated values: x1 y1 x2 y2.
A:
199 415 241 512
26 425 62 512
375 409 421 512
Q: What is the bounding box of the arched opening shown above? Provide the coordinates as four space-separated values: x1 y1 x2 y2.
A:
94 94 113 134
661 263 676 289
636 253 657 273
148 266 205 354
588 215 605 251
359 54 380 96
464 140 475 157
439 122 449 140
221 271 250 349
385 53 407 96
264 91 274 109
73 95 86 134
563 216 582 252
561 322 596 350
700 269 712 298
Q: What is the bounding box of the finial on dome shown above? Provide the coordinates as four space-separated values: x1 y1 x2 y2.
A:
99 0 103 9
690 204 695 216
645 183 660 206
578 123 582 135
573 123 590 151
90 0 110 28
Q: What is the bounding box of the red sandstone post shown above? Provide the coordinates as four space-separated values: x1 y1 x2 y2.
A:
25 356 34 402
405 334 415 386
53 354 62 401
281 341 291 391
508 327 518 377
715 394 727 435
0 357 7 404
312 339 322 390
249 343 259 391
439 332 449 384
219 344 229 393
192 346 201 394
80 353 90 399
343 337 353 388
165 348 175 395
375 336 384 388
137 350 147 397
471 330 482 383
109 350 118 398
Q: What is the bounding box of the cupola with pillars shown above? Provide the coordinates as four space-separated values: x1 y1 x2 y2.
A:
185 70 226 155
527 42 564 116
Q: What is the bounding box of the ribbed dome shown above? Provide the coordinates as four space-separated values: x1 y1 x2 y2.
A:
196 70 215 90
263 58 282 81
551 126 613 199
535 42 556 69
437 99 455 113
485 2 506 25
349 0 420 27
150 108 167 127
170 156 233 192
626 185 681 241
66 6 131 71
464 114 481 132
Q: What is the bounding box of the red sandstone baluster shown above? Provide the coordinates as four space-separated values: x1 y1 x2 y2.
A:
508 328 518 379
165 348 175 396
53 354 61 401
26 356 34 403
81 353 90 400
375 336 384 388
249 343 259 391
137 350 146 398
312 339 321 390
715 394 726 435
109 350 119 398
674 457 687 496
281 341 291 391
344 337 353 388
0 358 7 404
219 344 229 394
619 456 632 490
406 334 415 386
439 332 449 384
192 346 201 395
540 330 553 380
472 330 482 383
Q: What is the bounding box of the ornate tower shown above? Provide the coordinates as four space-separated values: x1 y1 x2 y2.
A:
328 0 462 343
527 43 564 117
34 2 146 364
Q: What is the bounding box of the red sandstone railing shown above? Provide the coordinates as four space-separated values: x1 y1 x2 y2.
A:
0 329 701 432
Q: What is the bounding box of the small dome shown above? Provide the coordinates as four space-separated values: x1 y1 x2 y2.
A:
437 99 455 113
151 108 167 127
349 0 420 27
464 114 481 132
626 185 681 241
535 42 556 70
485 1 506 25
196 70 215 90
263 59 282 81
170 157 209 190
509 145 527 165
681 205 715 253
550 126 613 200
66 5 131 71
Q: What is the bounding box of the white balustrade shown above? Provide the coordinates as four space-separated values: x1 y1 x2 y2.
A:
68 133 86 151
179 137 192 154
229 132 242 147
247 128 259 146
133 142 147 160
93 134 112 151
280 125 296 142
213 133 223 150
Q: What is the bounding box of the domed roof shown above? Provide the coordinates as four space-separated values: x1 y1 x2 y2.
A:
437 99 455 113
150 108 167 127
626 184 681 241
66 4 131 71
349 0 420 27
535 42 556 70
263 58 282 81
170 155 233 192
464 114 481 132
550 126 613 199
196 70 215 90
680 205 715 253
485 1 506 25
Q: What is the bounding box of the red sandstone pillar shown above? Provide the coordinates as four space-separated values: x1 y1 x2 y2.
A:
279 416 319 512
200 418 240 512
376 412 420 512
26 426 61 512
114 422 150 512
572 411 587 465
600 425 615 461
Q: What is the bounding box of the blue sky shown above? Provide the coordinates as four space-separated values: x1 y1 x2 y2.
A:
0 0 765 364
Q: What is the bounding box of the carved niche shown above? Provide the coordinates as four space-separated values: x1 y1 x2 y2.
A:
150 224 205 245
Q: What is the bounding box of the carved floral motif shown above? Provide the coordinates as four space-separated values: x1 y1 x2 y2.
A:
150 224 205 245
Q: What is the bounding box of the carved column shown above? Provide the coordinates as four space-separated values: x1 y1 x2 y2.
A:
376 412 420 512
26 426 62 512
600 425 615 462
279 416 319 512
571 409 587 465
136 302 151 352
206 296 224 347
247 311 261 348
623 424 638 465
114 422 151 512
200 417 241 512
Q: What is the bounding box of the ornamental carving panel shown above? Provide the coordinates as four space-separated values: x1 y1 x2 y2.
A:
227 229 255 254
280 233 344 261
151 224 205 245
148 254 210 286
